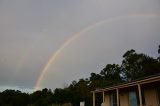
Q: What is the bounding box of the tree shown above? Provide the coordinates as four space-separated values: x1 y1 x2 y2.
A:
89 73 103 90
158 45 160 54
100 64 122 85
0 89 29 106
102 64 122 85
122 49 160 81
30 88 53 106
158 45 160 61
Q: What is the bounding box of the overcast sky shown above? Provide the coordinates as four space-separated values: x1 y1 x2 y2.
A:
0 0 160 92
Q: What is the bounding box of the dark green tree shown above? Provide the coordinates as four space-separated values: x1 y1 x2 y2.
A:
122 49 160 81
30 88 53 106
0 89 29 106
158 45 160 61
89 73 103 90
53 88 70 105
100 64 122 86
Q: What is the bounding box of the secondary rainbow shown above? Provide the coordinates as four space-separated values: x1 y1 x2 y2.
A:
34 13 159 91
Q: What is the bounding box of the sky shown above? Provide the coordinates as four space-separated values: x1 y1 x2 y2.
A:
0 0 160 92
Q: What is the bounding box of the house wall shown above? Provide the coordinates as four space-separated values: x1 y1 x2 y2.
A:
104 92 130 106
104 94 110 106
102 86 160 106
120 92 129 106
144 88 159 106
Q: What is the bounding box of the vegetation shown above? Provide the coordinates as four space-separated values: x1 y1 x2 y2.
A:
0 45 160 106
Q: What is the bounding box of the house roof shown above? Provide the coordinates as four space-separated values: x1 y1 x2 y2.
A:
92 74 160 93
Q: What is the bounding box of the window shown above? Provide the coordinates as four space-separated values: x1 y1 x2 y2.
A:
110 93 117 106
129 91 138 106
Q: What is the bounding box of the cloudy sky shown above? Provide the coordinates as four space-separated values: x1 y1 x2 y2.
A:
0 0 160 92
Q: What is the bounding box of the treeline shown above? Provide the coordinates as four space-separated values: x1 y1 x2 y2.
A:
0 46 160 106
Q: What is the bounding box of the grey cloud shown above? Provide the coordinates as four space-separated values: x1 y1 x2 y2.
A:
0 0 160 90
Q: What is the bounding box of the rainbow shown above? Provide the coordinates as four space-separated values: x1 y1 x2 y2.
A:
34 13 159 91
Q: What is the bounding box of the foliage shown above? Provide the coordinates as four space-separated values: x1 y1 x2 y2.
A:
158 45 160 61
0 89 29 106
122 49 160 81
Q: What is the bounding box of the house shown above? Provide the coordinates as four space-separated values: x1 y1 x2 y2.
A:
91 74 160 106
